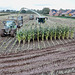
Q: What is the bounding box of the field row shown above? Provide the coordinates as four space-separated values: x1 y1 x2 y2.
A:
0 36 75 54
0 40 75 75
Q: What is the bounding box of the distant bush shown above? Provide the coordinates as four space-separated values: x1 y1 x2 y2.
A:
62 14 65 17
0 14 10 16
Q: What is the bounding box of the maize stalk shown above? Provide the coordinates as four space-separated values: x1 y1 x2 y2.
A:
70 27 74 39
65 26 70 39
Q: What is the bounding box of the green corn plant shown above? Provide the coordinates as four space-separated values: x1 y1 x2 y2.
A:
39 24 44 41
53 28 56 40
34 24 37 39
22 29 27 47
27 29 32 49
32 28 35 48
70 27 74 39
49 28 53 41
32 29 35 43
16 30 23 49
37 27 39 42
61 26 66 40
37 25 40 49
42 27 44 41
27 30 32 43
65 26 70 39
56 26 62 40
45 26 49 40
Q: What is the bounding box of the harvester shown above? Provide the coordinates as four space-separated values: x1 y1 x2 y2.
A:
20 7 48 23
0 16 23 37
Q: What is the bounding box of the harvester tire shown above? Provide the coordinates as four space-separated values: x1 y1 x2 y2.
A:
17 25 20 28
0 29 5 37
11 30 16 37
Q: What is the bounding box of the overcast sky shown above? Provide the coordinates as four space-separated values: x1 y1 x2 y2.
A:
0 0 75 10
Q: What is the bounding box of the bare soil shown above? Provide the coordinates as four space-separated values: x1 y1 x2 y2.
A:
0 40 75 75
0 14 75 75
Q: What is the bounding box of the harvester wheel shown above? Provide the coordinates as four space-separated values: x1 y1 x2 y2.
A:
11 30 16 37
0 29 5 37
17 25 20 28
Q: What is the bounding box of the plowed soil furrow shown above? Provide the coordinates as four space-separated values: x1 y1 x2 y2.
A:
2 37 13 48
0 15 75 75
0 40 75 59
0 63 75 75
0 45 75 63
0 37 6 44
0 40 75 75
0 37 9 46
0 51 75 70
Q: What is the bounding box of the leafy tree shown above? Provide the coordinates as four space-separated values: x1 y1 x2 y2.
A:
21 10 26 13
6 9 10 12
42 8 50 14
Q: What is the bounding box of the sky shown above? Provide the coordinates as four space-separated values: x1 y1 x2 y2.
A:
0 0 75 10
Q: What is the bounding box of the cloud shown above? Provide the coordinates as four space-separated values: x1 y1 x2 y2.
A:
34 4 51 6
0 0 75 10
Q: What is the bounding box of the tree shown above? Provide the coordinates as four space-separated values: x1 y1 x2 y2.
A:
42 8 50 14
36 9 42 14
21 10 26 13
6 9 10 12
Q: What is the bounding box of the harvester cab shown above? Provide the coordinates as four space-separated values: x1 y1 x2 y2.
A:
36 16 48 24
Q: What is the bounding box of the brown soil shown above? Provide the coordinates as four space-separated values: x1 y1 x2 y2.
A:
0 14 75 75
0 40 75 75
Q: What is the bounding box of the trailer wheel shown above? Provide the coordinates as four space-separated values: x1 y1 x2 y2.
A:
0 29 5 37
11 30 16 37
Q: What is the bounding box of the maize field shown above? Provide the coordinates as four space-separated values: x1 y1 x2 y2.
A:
0 14 75 75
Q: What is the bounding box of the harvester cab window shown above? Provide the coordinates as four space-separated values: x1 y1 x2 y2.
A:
38 18 45 23
5 21 17 29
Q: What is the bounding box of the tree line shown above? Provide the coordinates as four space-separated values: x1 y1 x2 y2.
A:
0 8 50 15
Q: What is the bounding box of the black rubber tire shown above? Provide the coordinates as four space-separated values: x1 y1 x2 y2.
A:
10 30 16 37
0 29 5 37
17 25 20 28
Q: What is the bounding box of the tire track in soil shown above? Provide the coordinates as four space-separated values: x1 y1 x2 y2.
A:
0 41 75 75
0 49 75 70
0 40 75 59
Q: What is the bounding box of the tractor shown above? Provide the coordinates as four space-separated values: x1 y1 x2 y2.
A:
0 16 23 37
29 15 34 20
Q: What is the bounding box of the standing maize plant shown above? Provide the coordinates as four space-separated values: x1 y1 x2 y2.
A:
32 28 35 48
27 29 32 49
32 29 35 42
41 27 44 41
65 26 70 39
37 27 39 42
53 28 56 40
49 28 53 41
61 26 66 40
22 29 27 47
70 27 74 39
45 26 49 40
56 26 62 40
16 30 23 49
37 25 40 49
34 24 37 39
